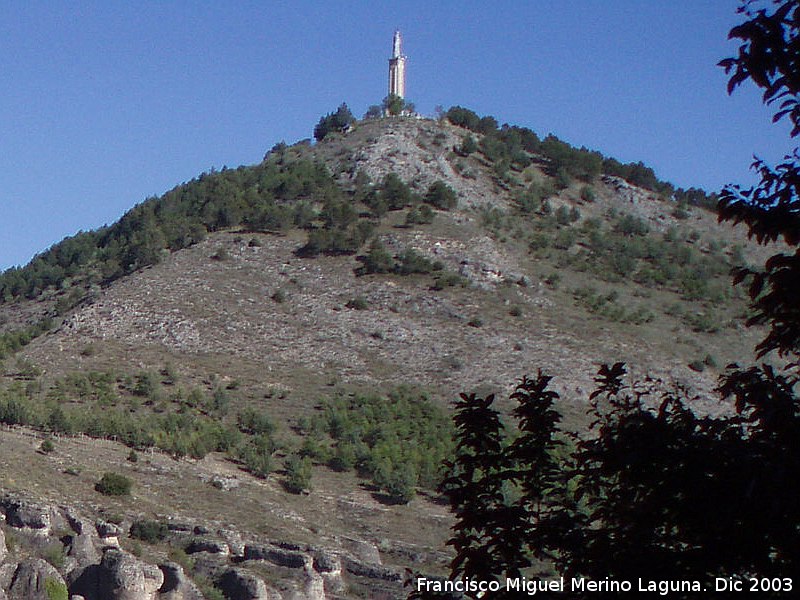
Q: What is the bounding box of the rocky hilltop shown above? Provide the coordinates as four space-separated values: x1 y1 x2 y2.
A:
0 113 770 597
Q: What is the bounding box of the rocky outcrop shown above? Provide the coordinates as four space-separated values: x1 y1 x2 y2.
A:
4 558 67 600
244 543 306 569
2 499 52 534
157 562 204 600
96 548 164 600
0 492 409 600
218 568 276 600
185 538 229 557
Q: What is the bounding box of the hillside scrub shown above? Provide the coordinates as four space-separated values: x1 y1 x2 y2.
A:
298 387 454 503
444 104 717 208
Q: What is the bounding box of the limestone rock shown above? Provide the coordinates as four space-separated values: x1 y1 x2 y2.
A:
244 544 305 569
342 538 381 564
185 538 229 556
157 562 204 600
3 500 51 534
218 568 276 600
5 558 67 600
0 528 7 564
96 548 164 600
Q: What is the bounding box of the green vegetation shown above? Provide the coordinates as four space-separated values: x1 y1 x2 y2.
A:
382 93 415 116
313 103 355 141
45 578 68 600
445 104 717 208
0 368 255 462
0 319 53 360
95 472 132 496
0 150 348 304
284 453 313 494
424 181 458 210
129 519 169 543
299 387 454 504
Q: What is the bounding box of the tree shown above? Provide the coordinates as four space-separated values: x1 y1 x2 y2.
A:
95 472 132 496
380 173 413 210
364 105 383 119
718 0 800 359
383 94 415 116
313 103 355 141
284 454 312 494
424 181 458 210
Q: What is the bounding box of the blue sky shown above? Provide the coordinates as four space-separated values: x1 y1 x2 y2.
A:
0 1 791 270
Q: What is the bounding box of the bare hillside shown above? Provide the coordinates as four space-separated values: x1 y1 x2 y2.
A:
0 115 774 598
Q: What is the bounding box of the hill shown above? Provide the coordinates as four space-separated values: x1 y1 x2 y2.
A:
0 109 775 598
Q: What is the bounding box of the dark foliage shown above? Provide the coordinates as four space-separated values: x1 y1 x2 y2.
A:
313 103 355 141
129 519 169 543
424 181 458 210
95 472 132 496
0 156 344 304
718 0 800 359
383 94 415 116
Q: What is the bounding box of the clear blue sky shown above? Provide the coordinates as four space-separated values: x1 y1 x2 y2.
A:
0 1 791 270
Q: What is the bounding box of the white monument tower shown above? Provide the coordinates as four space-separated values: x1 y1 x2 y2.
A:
388 30 406 98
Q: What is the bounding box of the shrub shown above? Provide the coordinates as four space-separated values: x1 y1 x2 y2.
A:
395 249 436 275
236 408 275 435
424 181 458 210
130 519 169 543
457 134 478 156
40 438 55 453
358 241 394 275
95 472 132 496
346 296 369 310
313 103 355 141
211 247 229 261
284 454 313 494
380 173 413 210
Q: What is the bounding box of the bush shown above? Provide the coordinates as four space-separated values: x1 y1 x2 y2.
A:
129 519 169 543
346 296 369 310
457 134 478 156
95 472 132 496
424 181 458 210
40 438 55 453
395 249 437 275
284 454 312 494
313 103 355 141
380 173 413 210
358 241 395 275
